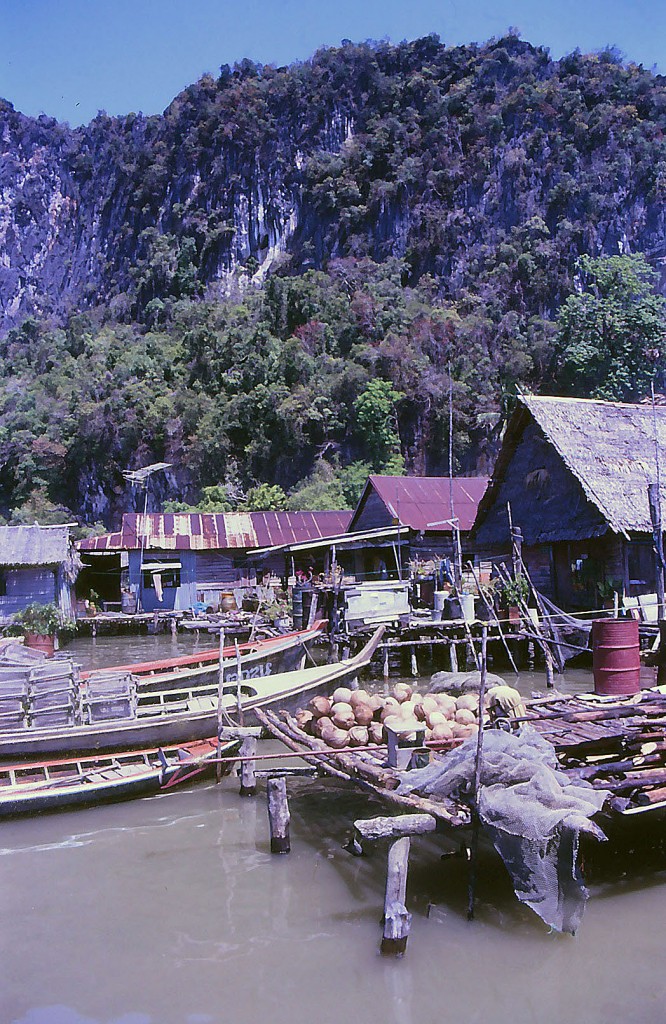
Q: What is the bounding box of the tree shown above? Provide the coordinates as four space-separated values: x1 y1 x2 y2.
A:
241 483 288 511
353 380 405 471
555 254 666 401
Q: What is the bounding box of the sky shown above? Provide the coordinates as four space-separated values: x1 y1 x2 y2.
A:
2 0 665 127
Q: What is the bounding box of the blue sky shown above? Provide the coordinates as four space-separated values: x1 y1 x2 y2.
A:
2 0 665 126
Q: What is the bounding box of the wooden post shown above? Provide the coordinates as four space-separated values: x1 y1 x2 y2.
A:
410 645 418 677
380 837 412 956
239 735 257 796
383 645 390 680
267 776 290 854
468 626 487 921
450 640 458 673
511 524 524 577
234 639 244 726
648 483 665 620
216 627 225 783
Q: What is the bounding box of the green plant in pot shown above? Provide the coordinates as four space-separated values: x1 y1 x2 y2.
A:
14 602 64 636
13 603 72 655
500 574 530 611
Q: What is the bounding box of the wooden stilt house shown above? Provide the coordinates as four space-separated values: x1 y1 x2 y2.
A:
473 395 666 612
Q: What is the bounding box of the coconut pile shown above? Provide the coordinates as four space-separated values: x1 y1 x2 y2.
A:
294 682 484 750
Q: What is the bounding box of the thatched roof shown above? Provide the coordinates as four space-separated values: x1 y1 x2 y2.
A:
475 395 666 541
0 525 71 566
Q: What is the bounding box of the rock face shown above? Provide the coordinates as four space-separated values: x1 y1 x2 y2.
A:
2 36 666 331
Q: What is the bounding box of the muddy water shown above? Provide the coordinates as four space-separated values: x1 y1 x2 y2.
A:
1 637 665 1024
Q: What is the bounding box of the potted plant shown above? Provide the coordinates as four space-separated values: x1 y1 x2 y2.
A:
13 602 66 656
499 575 530 623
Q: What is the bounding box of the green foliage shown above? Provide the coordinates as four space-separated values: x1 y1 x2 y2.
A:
13 602 68 635
353 380 405 472
241 483 288 511
5 36 666 521
499 574 530 607
287 462 349 510
555 255 666 400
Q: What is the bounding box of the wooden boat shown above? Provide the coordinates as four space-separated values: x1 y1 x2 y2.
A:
81 620 328 691
0 737 241 817
0 626 385 759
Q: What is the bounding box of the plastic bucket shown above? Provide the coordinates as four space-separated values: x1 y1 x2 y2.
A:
592 619 640 695
432 591 447 621
460 593 475 623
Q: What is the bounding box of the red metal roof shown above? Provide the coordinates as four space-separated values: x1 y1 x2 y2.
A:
351 476 488 533
79 512 352 552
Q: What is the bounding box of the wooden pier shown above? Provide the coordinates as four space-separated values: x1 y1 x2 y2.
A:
208 671 666 953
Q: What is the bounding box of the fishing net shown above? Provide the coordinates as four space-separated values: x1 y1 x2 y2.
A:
397 727 609 933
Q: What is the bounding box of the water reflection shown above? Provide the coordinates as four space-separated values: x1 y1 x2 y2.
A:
1 638 665 1024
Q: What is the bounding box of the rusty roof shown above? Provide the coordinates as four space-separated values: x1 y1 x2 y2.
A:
350 476 489 533
79 512 352 552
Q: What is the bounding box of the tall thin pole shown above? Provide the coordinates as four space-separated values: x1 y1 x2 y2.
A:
216 627 225 783
468 625 488 921
651 384 665 619
448 364 462 588
137 484 149 613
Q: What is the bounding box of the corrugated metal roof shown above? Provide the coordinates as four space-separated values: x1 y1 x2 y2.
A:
351 476 488 533
79 512 352 552
0 525 70 566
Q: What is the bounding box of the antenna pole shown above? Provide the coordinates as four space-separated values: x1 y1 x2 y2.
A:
650 385 665 619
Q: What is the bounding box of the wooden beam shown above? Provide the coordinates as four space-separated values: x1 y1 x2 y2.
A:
354 814 437 842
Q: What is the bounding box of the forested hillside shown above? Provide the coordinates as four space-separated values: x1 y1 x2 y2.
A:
1 34 665 525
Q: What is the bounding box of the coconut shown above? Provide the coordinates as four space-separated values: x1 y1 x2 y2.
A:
331 702 355 729
393 683 413 703
413 701 427 722
349 689 370 707
455 708 476 725
312 715 333 738
380 699 401 722
309 695 332 718
431 722 454 742
435 695 457 718
295 709 315 734
452 722 473 739
321 724 349 749
332 686 353 705
426 709 447 730
348 725 369 747
421 696 439 718
353 703 374 727
369 721 384 745
457 693 480 713
367 694 384 714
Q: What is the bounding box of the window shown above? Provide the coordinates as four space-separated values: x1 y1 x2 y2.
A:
142 566 181 590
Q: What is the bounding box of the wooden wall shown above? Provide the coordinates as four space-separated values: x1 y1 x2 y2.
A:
475 420 608 547
0 567 57 620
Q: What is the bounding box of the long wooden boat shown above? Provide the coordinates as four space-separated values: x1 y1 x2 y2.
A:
81 620 328 691
0 626 385 759
0 737 241 817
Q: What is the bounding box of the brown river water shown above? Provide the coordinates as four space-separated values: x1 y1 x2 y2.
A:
1 634 665 1024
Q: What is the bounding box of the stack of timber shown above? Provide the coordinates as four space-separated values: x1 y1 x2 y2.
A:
257 705 470 830
522 690 666 817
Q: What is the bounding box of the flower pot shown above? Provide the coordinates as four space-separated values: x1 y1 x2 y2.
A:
25 633 55 657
